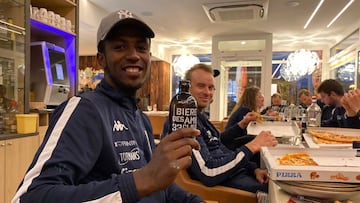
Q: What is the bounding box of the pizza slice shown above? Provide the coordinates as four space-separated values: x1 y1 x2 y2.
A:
308 129 360 143
312 136 350 144
277 152 318 166
253 111 264 123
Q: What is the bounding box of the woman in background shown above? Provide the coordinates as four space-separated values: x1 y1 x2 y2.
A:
223 86 265 165
225 86 264 130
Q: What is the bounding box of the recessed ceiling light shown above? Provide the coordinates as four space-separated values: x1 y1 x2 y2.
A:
304 0 324 29
327 0 354 28
287 0 300 7
241 41 246 45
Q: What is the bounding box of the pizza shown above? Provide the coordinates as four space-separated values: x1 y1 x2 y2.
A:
308 129 360 144
253 112 264 123
312 136 350 144
276 152 318 166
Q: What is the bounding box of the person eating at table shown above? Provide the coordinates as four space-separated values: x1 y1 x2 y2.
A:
260 92 287 116
162 63 278 193
225 86 265 131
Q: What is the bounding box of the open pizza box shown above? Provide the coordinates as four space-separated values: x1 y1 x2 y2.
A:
247 121 300 137
261 147 360 183
247 121 302 146
303 127 360 148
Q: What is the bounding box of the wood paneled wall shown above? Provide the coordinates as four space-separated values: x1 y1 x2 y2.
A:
79 56 171 111
137 60 171 111
79 55 102 70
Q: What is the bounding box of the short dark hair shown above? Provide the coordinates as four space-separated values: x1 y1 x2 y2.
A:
97 40 105 53
317 79 344 96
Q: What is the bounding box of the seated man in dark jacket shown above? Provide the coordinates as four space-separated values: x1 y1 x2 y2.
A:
162 63 278 193
317 79 357 128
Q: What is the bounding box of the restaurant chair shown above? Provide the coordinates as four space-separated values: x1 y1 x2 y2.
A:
210 120 223 132
147 114 167 144
175 169 257 203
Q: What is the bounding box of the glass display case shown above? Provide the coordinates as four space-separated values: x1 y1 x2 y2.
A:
0 0 26 113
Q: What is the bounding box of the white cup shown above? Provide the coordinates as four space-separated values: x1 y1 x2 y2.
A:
32 7 39 19
66 20 72 32
60 17 66 30
47 11 55 26
39 8 48 23
54 14 60 27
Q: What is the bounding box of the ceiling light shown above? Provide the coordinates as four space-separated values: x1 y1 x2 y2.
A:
327 0 354 28
280 49 320 81
287 0 300 7
303 0 324 29
172 54 200 78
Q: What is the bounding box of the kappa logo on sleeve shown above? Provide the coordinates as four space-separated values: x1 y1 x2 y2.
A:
113 120 129 132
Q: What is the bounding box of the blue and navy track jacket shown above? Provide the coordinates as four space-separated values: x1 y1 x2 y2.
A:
162 112 257 187
12 80 201 203
321 104 360 128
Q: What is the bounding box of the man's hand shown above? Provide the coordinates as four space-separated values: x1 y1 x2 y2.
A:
266 109 279 116
254 168 269 184
133 128 200 197
245 131 278 153
342 89 360 117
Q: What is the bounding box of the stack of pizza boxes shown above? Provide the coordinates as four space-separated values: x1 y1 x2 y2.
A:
261 126 360 183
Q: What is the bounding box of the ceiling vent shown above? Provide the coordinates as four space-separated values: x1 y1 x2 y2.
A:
202 0 268 23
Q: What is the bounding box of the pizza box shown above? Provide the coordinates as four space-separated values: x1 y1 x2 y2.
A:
303 127 360 148
261 147 360 183
247 121 300 137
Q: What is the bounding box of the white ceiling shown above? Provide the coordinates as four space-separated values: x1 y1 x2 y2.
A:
79 0 360 57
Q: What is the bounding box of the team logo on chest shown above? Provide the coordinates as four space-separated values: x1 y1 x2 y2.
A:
113 120 129 132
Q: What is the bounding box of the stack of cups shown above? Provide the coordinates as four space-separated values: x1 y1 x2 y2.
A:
30 5 73 33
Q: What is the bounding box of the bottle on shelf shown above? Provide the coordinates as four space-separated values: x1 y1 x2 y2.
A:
4 99 17 133
168 80 197 134
306 96 321 127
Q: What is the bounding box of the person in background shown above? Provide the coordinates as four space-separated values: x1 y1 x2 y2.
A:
317 79 348 127
298 88 325 110
260 92 287 116
162 63 278 193
225 86 264 130
12 10 204 203
341 88 360 128
298 89 312 109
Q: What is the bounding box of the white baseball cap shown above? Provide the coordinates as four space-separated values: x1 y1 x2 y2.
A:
97 9 155 46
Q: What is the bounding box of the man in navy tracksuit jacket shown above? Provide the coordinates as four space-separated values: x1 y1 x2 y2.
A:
162 64 278 193
12 10 203 203
317 79 359 128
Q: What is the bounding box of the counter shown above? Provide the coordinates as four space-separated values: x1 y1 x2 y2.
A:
0 132 39 140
